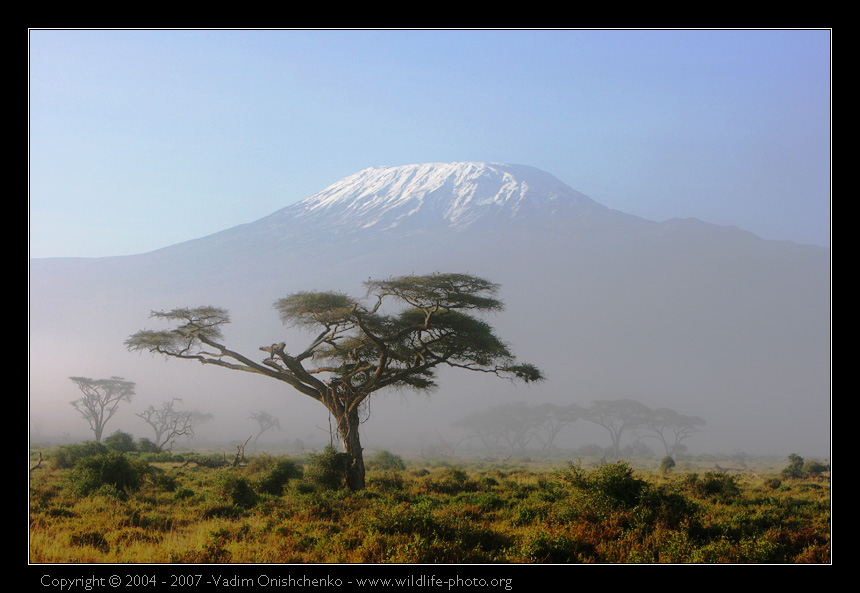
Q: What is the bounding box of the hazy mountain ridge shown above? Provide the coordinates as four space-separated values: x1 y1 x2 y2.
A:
28 162 830 456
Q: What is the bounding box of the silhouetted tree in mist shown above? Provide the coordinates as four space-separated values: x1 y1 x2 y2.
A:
69 376 136 443
250 410 281 449
585 399 651 461
455 401 583 456
136 398 212 452
636 407 705 458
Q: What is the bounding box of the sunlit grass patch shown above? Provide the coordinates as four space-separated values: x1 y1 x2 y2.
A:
29 448 830 564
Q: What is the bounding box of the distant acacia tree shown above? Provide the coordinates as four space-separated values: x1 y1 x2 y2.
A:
126 272 543 490
585 399 651 461
250 410 281 449
136 398 213 452
454 402 543 455
636 407 705 458
69 376 136 443
533 403 584 456
455 401 583 457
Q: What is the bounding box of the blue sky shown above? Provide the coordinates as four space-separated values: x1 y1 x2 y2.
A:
28 29 831 258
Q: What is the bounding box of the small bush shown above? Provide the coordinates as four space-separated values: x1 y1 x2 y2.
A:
802 460 829 477
104 431 137 453
781 454 806 479
778 453 829 480
588 462 648 509
764 478 782 490
424 466 477 494
367 450 406 471
136 450 185 463
215 473 259 509
635 485 698 529
146 467 178 492
660 456 676 475
683 471 740 501
520 532 595 563
173 487 194 501
68 452 148 497
256 457 303 496
556 461 647 510
52 442 108 469
304 446 350 491
453 491 506 513
135 438 162 453
202 504 244 520
368 471 406 492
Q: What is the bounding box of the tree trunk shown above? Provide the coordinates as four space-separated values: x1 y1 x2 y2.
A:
336 406 366 491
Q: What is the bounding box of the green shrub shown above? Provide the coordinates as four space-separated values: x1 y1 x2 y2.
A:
367 450 406 471
781 454 806 479
583 461 648 510
146 467 178 492
560 461 648 509
778 453 829 480
634 485 698 529
256 457 303 496
52 442 108 469
764 478 782 490
520 532 595 563
684 471 741 501
453 491 506 512
802 459 829 478
215 473 259 509
201 504 243 520
479 475 499 488
68 452 148 497
173 487 194 501
368 501 509 562
660 456 676 475
425 466 477 494
104 431 136 453
303 446 350 491
368 471 406 492
135 438 162 453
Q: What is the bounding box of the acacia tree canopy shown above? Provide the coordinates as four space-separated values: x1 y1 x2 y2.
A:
126 272 543 490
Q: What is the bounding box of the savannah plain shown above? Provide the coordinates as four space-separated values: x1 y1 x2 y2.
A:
28 442 830 565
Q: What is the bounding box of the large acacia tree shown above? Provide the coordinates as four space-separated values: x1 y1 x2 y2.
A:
126 273 543 490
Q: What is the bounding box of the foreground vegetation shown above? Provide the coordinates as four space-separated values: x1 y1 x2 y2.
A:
29 445 830 564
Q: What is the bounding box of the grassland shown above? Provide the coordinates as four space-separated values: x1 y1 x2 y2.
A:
28 445 830 565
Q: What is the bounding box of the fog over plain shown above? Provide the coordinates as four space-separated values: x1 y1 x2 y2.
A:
28 30 830 460
29 163 830 459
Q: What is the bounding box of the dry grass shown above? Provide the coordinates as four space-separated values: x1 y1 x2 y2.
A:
28 450 830 564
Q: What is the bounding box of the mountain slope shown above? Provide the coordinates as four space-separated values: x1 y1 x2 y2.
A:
28 162 831 457
165 162 647 254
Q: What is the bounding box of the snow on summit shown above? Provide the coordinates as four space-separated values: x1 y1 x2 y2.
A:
273 162 606 233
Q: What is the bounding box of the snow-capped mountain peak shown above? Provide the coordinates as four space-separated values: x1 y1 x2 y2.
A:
269 162 607 233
